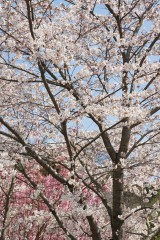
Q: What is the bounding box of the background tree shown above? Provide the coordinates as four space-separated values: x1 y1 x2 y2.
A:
0 0 160 239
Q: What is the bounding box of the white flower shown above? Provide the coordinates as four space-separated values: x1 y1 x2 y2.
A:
120 158 126 167
68 179 75 185
0 163 3 171
7 39 15 48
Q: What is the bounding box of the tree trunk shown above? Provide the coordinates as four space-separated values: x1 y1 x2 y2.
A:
111 165 124 240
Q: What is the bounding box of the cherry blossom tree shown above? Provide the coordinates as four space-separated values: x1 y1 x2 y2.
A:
0 0 160 239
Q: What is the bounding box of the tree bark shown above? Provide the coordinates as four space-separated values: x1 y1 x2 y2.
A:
111 124 130 239
86 215 102 240
111 165 124 240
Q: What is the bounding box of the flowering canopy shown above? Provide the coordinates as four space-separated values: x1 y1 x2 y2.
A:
0 0 160 239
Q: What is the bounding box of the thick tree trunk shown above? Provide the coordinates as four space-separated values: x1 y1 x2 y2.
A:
86 215 102 240
111 124 130 239
111 165 124 240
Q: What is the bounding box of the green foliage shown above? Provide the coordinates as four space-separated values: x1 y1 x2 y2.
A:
154 235 160 240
